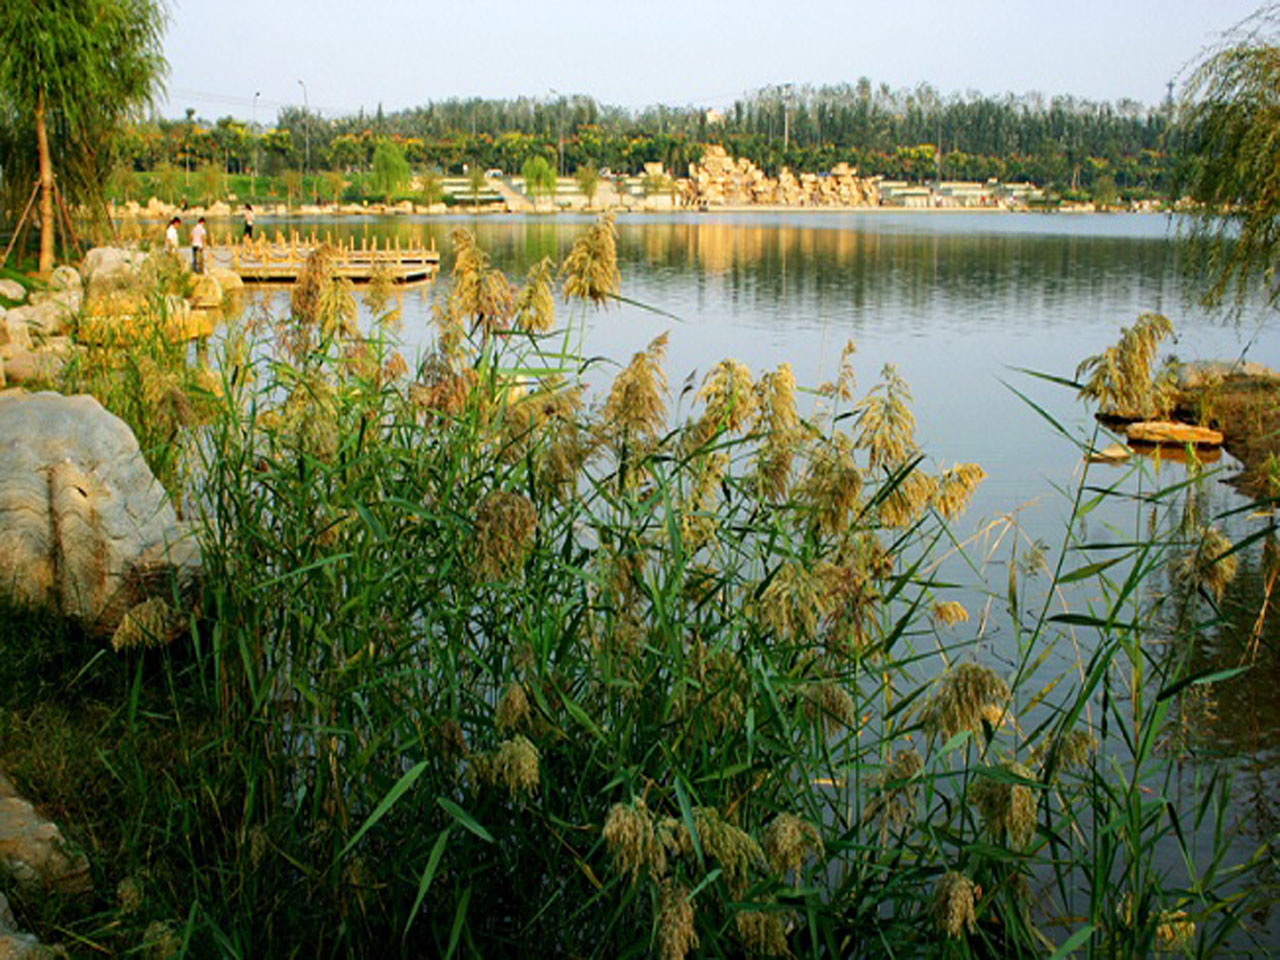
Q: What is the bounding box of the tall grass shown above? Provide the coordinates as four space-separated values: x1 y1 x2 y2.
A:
1 220 1275 956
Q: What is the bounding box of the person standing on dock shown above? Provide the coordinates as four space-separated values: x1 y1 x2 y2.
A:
191 216 207 273
165 217 180 255
243 204 254 240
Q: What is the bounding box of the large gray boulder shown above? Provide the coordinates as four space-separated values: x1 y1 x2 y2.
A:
0 279 25 303
0 392 201 635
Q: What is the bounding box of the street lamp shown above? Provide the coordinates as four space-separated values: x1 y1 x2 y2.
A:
298 79 310 199
251 90 260 202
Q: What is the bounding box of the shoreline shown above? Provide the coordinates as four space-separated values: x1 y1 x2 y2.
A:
108 202 1163 222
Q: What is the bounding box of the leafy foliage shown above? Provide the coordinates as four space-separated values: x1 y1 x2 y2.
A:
370 137 410 203
521 154 556 201
0 0 168 246
1176 5 1280 307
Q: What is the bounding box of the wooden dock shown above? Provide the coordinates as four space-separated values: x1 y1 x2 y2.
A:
208 230 440 285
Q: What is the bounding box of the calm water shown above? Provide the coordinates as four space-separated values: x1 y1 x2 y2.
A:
251 211 1277 533
250 212 1280 942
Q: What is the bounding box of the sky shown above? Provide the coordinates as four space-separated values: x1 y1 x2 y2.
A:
161 0 1266 123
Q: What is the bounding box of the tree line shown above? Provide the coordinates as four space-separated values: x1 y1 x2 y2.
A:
105 80 1178 203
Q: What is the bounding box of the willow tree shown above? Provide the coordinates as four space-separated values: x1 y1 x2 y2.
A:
0 0 168 274
1176 5 1280 308
521 155 555 204
370 138 410 203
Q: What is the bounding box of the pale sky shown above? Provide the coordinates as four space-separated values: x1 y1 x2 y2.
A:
161 0 1264 122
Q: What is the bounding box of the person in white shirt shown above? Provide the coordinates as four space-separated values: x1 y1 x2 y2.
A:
191 216 207 273
243 203 255 240
165 217 180 254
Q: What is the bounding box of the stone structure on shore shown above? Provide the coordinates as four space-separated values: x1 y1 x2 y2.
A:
676 146 880 208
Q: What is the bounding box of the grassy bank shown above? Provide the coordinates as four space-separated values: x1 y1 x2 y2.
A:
0 222 1276 956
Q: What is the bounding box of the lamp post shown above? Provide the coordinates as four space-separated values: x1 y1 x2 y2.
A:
251 90 260 202
298 79 310 199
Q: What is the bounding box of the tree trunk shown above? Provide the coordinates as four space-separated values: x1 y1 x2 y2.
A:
35 90 55 276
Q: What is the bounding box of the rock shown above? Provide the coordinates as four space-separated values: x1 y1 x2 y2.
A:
188 274 222 310
0 392 202 635
0 889 49 959
1175 359 1280 390
207 267 243 295
206 200 231 218
81 247 152 319
0 772 90 895
80 247 148 299
0 280 26 303
27 266 82 331
1087 442 1132 463
0 313 32 353
1126 420 1224 446
0 349 66 387
1 303 64 339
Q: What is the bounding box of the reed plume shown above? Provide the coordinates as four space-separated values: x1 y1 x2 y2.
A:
561 213 620 306
969 762 1037 847
932 872 978 938
920 661 1011 742
1075 313 1174 418
515 257 556 332
602 332 669 445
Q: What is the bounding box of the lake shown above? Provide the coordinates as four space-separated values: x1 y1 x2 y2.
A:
247 211 1279 944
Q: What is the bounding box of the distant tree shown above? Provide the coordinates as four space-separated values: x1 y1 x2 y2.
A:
107 163 136 202
370 138 410 203
154 160 180 203
1091 174 1118 210
321 169 346 206
1177 7 1280 308
196 160 224 205
467 165 486 207
574 165 600 208
522 155 556 204
641 171 673 198
281 168 303 208
420 169 445 208
0 0 169 274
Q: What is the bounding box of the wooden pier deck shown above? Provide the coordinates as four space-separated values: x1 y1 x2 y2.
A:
208 231 440 285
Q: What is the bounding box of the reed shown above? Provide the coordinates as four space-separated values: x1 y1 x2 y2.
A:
0 224 1274 957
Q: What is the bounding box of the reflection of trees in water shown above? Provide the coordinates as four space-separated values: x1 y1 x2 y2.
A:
277 218 1183 337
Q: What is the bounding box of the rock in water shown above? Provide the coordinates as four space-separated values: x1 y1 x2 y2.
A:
1126 420 1224 447
0 392 201 635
